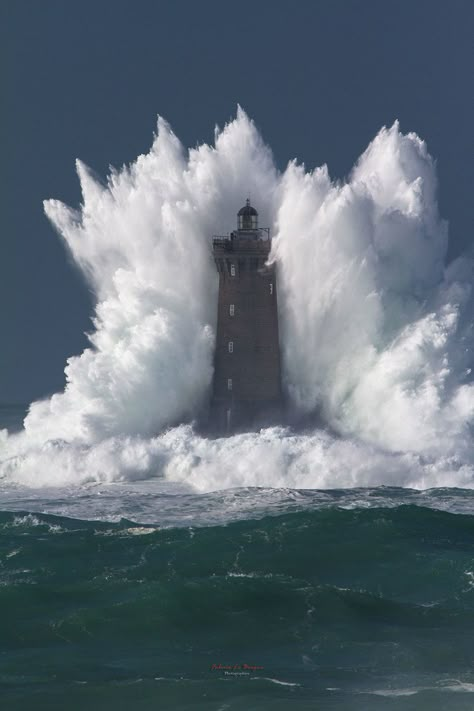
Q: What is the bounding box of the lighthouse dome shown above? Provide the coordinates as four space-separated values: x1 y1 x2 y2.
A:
237 199 258 230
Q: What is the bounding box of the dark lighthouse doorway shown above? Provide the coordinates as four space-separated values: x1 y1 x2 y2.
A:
209 200 282 433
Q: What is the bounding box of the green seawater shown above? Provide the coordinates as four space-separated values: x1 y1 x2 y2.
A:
2 502 474 710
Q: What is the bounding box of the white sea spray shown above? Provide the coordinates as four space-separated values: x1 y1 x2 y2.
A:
2 109 474 491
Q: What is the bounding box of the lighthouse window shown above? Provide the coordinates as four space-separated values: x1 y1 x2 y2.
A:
229 304 235 316
227 378 233 391
270 282 273 295
228 341 234 353
230 263 236 277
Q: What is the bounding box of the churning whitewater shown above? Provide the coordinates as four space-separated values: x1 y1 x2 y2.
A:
2 108 474 491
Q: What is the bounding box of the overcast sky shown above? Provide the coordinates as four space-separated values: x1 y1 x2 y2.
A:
1 0 473 404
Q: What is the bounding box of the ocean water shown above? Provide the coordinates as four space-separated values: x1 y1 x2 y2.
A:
1 403 474 709
2 484 474 710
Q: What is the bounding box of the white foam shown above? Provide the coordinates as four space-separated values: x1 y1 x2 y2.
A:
369 688 420 697
257 677 300 687
1 109 474 492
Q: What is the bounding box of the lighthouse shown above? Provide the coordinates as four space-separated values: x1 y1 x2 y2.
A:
209 200 282 432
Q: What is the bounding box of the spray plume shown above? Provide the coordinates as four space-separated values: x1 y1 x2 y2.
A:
2 108 474 491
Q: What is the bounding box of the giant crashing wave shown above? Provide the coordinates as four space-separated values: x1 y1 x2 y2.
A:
2 108 474 491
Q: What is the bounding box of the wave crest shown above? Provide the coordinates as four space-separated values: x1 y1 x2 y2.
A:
2 110 474 490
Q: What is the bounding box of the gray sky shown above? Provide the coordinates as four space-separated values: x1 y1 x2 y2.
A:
1 0 473 404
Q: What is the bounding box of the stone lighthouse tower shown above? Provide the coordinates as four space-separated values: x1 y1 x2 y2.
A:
210 200 281 432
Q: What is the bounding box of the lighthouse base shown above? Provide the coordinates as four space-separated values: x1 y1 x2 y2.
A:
207 398 283 435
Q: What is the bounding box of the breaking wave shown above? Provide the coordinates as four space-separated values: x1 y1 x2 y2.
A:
2 108 474 490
